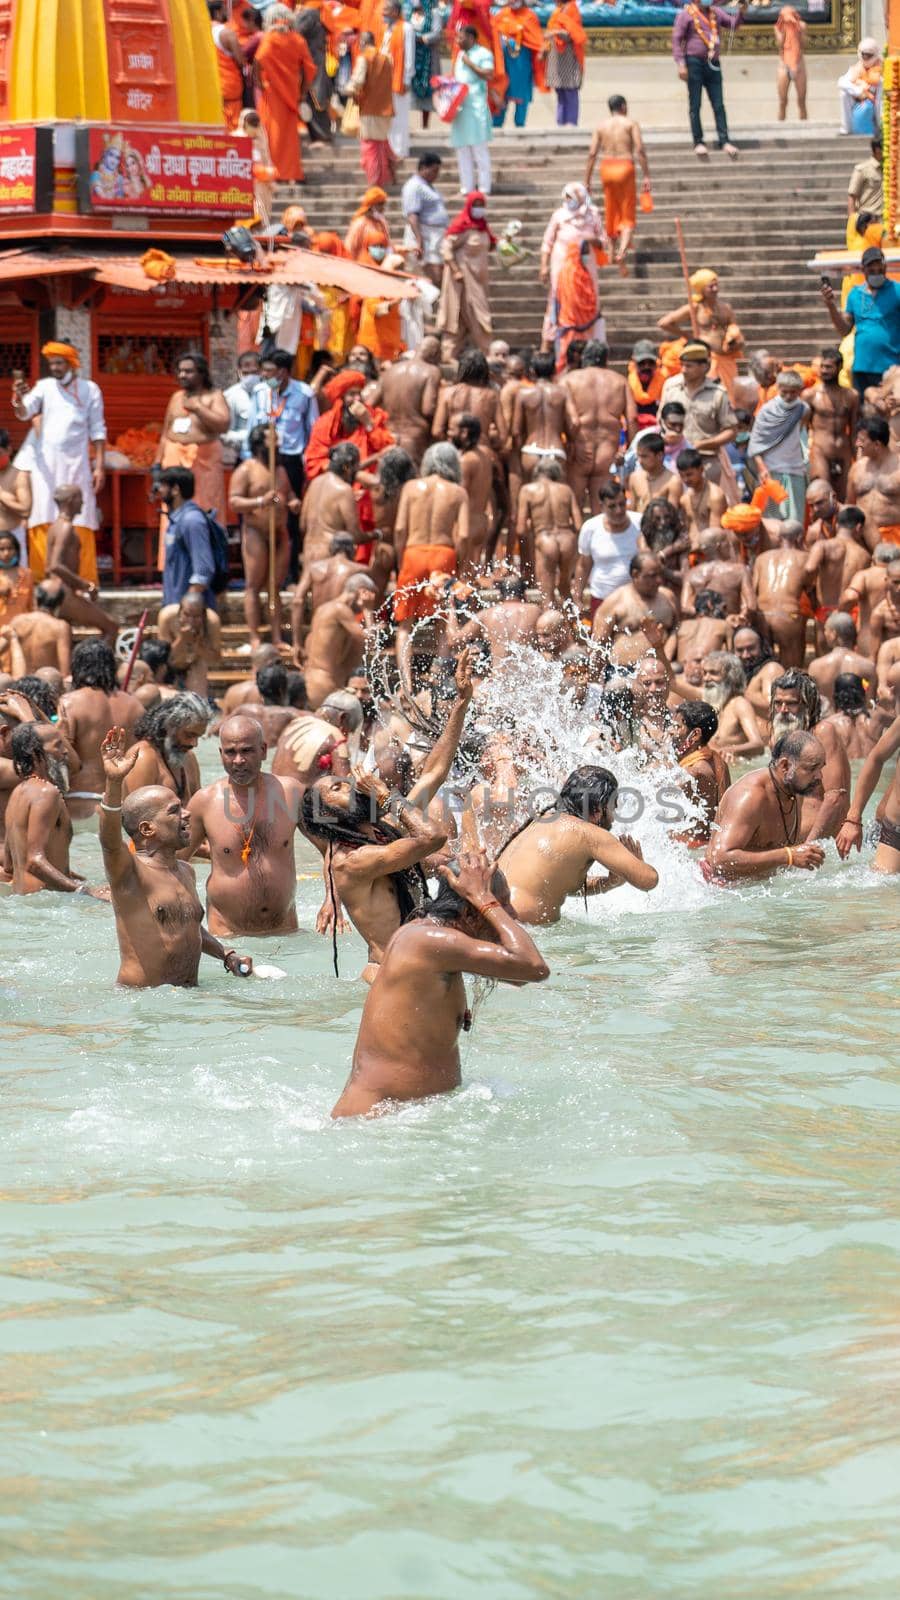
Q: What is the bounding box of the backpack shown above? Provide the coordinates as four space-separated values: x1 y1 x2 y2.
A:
203 509 231 594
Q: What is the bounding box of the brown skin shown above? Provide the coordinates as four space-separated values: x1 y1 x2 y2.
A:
808 635 876 706
669 656 765 757
302 577 374 709
876 635 900 697
499 359 528 527
98 728 251 987
300 469 362 562
847 433 900 553
57 680 143 820
627 449 680 514
867 362 900 448
768 682 851 838
270 707 353 787
592 563 679 668
157 595 222 699
836 712 900 872
12 354 105 496
516 475 581 604
155 358 229 457
677 462 726 539
658 284 742 365
229 454 294 649
584 106 649 264
672 711 731 846
675 614 732 662
370 343 441 464
751 535 813 667
807 358 858 496
331 846 549 1118
561 365 627 514
0 462 32 535
478 592 544 663
453 436 495 574
292 547 370 630
682 540 755 623
704 743 827 881
806 524 870 645
822 705 889 760
184 716 305 937
121 719 207 804
514 376 579 481
841 561 892 657
497 803 658 926
733 629 784 716
868 565 900 656
2 726 98 895
394 473 470 692
2 605 71 678
433 383 503 453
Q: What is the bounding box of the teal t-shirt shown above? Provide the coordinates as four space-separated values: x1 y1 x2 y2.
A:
846 280 900 373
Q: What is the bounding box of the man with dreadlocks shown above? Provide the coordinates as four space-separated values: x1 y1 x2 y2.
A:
120 693 212 805
331 845 549 1118
495 764 658 925
767 669 850 838
58 639 143 823
3 722 104 896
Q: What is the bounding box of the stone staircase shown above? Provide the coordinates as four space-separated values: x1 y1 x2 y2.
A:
279 125 861 362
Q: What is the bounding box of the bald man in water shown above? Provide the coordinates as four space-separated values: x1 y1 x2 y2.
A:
184 714 305 937
98 727 252 987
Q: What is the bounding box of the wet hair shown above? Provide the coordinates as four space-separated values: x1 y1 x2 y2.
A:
595 682 636 747
330 533 356 557
455 412 482 447
565 339 586 369
705 651 745 699
256 662 288 704
498 574 526 600
826 610 857 645
8 675 58 719
676 447 703 472
558 764 618 823
319 689 363 730
378 446 416 498
263 348 294 373
134 691 212 751
581 340 608 368
140 638 173 679
300 784 429 974
836 505 866 532
10 722 44 777
636 432 665 458
832 672 867 714
640 497 684 552
248 424 271 457
414 864 507 929
71 638 117 693
772 728 820 764
532 351 556 381
35 583 64 613
858 415 890 446
598 481 625 505
608 93 627 113
329 442 361 478
629 552 658 578
694 588 727 618
285 669 307 709
422 442 462 484
819 345 843 367
456 348 490 385
177 348 212 386
159 466 195 500
770 668 821 730
535 457 563 482
675 699 719 744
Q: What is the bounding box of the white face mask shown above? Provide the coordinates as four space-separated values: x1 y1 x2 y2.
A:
240 372 259 392
867 272 887 290
470 207 486 220
565 197 581 212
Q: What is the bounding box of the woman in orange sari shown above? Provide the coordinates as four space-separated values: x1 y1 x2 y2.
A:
554 238 598 367
491 0 547 128
545 0 585 127
255 6 316 183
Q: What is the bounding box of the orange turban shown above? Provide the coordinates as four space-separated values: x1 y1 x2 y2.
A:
323 369 366 407
41 341 80 367
721 505 762 533
353 187 387 217
282 205 309 234
312 231 350 258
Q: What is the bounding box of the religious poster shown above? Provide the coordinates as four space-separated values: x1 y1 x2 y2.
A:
76 128 254 218
0 127 53 214
537 0 858 53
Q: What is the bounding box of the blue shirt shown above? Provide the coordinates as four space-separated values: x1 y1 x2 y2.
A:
162 500 216 608
846 280 900 374
244 378 316 457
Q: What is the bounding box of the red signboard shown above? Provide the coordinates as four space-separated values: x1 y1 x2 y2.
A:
103 0 180 125
76 128 254 219
0 127 52 214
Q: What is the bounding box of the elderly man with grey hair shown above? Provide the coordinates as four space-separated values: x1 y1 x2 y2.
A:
748 368 811 522
671 648 766 757
120 691 213 804
393 441 469 691
272 687 364 787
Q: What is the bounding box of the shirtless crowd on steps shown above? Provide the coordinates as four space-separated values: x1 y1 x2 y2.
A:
3 309 900 1118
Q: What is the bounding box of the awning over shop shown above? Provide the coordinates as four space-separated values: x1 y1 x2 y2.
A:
0 247 417 300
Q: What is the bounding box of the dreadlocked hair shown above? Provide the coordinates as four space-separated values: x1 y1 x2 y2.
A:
497 765 619 909
769 669 821 730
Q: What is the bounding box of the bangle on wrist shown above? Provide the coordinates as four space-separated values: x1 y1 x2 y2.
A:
223 948 235 966
784 847 793 868
476 898 502 914
100 801 122 812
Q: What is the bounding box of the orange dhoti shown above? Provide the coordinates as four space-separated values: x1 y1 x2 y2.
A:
28 526 98 585
711 351 740 402
877 523 900 546
393 544 457 622
357 300 404 363
217 55 244 132
155 439 226 569
600 157 636 240
255 31 314 183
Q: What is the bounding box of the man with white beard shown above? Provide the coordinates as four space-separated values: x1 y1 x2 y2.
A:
767 668 850 838
3 722 104 895
670 649 765 757
118 692 211 805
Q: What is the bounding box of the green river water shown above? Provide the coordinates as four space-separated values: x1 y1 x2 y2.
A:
2 742 899 1600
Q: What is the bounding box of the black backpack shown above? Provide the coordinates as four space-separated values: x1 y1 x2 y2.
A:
203 509 231 594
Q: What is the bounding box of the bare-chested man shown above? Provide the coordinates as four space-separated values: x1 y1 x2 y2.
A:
0 687 45 848
516 458 581 603
806 347 858 496
499 350 529 529
0 427 31 562
228 424 295 649
676 449 726 543
432 348 504 453
513 350 578 487
300 442 362 562
292 535 369 642
767 668 850 837
393 443 469 691
593 552 678 667
497 764 657 923
674 589 732 663
822 672 889 759
3 722 103 896
584 93 650 268
806 502 870 646
841 543 897 656
184 714 306 936
477 574 544 663
271 690 358 787
733 626 783 716
156 592 222 699
450 414 495 572
561 340 625 514
808 612 875 706
847 415 900 552
240 661 300 744
671 649 765 757
704 729 826 882
302 573 375 708
1 584 71 677
331 846 549 1117
43 485 118 642
751 520 812 666
57 638 143 821
672 700 731 845
863 360 900 450
837 709 900 872
371 336 441 464
218 644 279 719
98 728 252 987
682 529 755 625
154 350 229 563
869 559 900 660
121 691 211 804
626 432 680 514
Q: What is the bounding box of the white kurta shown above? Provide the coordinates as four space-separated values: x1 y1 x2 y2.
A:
15 377 106 530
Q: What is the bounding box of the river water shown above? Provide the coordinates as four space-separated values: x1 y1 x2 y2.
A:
2 737 899 1599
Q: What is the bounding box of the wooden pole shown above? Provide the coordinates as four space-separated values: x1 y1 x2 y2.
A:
267 419 277 627
120 609 148 692
674 217 700 338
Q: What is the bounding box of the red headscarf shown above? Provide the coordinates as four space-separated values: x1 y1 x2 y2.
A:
445 193 497 249
323 369 367 408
